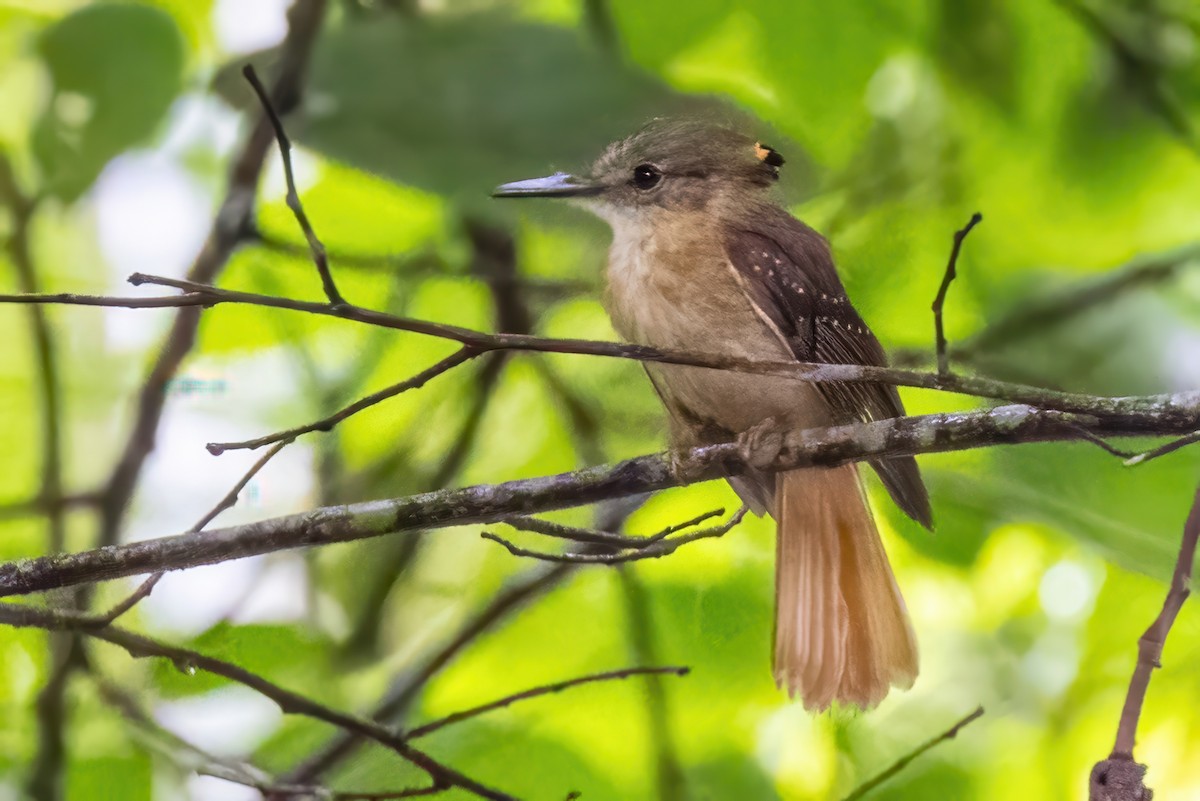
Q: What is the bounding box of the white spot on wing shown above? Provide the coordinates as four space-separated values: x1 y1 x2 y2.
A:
724 258 793 356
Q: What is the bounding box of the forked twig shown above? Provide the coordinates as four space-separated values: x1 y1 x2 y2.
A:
483 507 748 564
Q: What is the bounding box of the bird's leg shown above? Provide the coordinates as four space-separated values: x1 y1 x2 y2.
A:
737 416 786 471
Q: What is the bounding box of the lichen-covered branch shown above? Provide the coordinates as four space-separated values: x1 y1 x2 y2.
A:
3 397 1199 598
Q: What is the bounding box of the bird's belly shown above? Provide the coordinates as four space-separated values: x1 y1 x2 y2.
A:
609 265 830 444
647 360 830 445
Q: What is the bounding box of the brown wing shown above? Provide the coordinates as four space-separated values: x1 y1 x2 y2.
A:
723 205 932 529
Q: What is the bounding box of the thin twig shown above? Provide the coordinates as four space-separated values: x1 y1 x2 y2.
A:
242 64 345 306
842 706 985 801
70 270 1200 418
97 675 442 800
278 559 581 787
932 212 983 376
1122 430 1200 466
482 507 748 565
92 440 292 625
501 508 724 550
0 291 213 309
0 602 516 801
96 0 330 554
407 666 688 739
207 348 477 453
1063 422 1200 467
1060 422 1139 460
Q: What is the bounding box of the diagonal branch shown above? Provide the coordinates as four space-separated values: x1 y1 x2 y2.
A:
406 666 688 739
96 676 445 800
842 706 985 800
278 559 582 788
0 602 516 801
207 347 477 454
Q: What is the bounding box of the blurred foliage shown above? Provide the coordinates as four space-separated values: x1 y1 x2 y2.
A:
34 3 184 201
2 1 1200 800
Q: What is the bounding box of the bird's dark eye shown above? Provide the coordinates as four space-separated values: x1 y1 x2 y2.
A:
631 164 662 190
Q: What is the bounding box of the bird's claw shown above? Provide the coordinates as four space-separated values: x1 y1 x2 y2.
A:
737 417 785 470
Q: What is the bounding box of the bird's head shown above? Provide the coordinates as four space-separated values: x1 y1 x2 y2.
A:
493 118 784 224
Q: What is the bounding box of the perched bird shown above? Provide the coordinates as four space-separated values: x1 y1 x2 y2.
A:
494 119 932 711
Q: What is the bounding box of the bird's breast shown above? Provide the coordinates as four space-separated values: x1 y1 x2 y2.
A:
604 215 763 354
602 214 829 439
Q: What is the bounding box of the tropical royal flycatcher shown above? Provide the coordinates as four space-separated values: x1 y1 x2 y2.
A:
494 119 932 711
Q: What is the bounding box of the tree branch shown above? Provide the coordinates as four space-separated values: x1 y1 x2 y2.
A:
1090 482 1200 800
278 559 581 787
0 270 1180 424
95 675 445 801
0 602 516 801
4 399 1200 597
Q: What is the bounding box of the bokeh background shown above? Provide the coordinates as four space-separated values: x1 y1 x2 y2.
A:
2 0 1200 799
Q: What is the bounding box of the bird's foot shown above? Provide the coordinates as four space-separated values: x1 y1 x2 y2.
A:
737 417 785 471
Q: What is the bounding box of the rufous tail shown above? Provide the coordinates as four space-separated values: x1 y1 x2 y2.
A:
773 464 917 711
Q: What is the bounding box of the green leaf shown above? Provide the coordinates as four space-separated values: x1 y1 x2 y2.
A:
297 12 698 205
152 623 331 698
34 3 184 201
67 754 152 801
